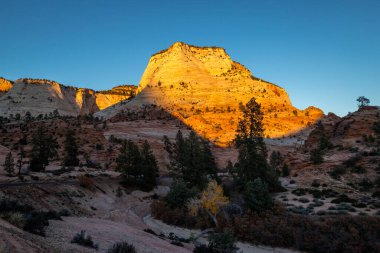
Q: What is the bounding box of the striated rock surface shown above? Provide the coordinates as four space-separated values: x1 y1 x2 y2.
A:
0 78 136 117
97 42 323 146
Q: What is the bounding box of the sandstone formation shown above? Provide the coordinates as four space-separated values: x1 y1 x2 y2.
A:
97 42 323 146
0 78 136 117
0 77 13 96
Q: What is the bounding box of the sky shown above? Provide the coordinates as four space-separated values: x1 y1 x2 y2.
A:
0 0 379 116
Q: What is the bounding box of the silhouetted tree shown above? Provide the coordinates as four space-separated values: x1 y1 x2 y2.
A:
117 139 158 190
29 126 58 172
117 140 141 182
269 151 283 173
17 147 25 175
168 130 218 189
357 96 370 108
63 129 79 167
140 140 158 190
309 121 331 164
232 98 279 191
3 152 14 176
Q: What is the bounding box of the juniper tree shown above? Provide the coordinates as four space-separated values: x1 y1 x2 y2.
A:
357 96 370 108
232 97 279 191
63 129 79 167
3 152 14 176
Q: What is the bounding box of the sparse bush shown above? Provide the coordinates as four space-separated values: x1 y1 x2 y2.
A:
208 231 239 253
329 165 346 179
23 211 50 236
71 230 98 249
107 241 136 253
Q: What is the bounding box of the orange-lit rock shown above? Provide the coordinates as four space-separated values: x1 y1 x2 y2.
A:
0 77 13 96
98 42 324 146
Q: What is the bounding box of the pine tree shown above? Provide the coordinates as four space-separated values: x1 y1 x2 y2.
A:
63 129 79 167
140 140 158 190
17 147 25 175
168 130 217 189
233 97 279 191
3 152 14 176
269 151 283 173
30 126 58 172
116 140 141 184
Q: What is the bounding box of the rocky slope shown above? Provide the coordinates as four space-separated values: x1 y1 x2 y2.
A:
97 42 323 146
0 78 136 117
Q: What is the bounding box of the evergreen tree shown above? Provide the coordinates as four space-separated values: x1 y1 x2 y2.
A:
17 147 25 175
168 130 218 189
244 178 273 212
233 98 279 191
163 135 172 155
140 140 158 190
3 152 14 176
309 121 331 164
310 148 324 164
165 179 194 208
282 163 290 177
29 126 58 172
269 150 283 173
63 129 79 167
315 121 332 151
116 140 141 182
201 139 218 179
357 96 370 108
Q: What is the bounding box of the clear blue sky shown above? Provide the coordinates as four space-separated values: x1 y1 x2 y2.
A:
1 0 379 116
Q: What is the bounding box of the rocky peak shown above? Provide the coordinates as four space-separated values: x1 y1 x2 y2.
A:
99 42 324 146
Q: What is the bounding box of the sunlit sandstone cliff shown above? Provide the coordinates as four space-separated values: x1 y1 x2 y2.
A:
0 77 13 96
97 42 323 146
0 78 136 117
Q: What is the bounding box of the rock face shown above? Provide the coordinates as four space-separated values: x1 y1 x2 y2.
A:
0 77 13 96
98 42 323 146
305 106 380 149
0 78 136 117
95 85 136 110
